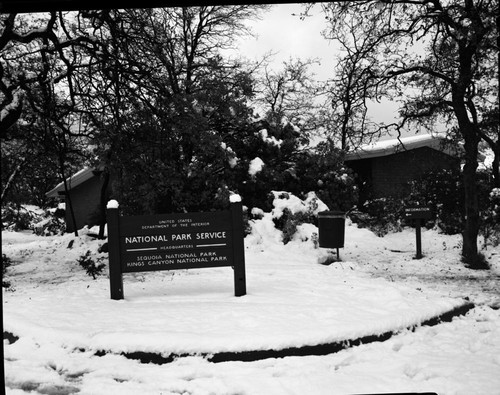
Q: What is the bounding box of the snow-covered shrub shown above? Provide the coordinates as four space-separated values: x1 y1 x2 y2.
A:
349 198 404 237
32 207 66 236
273 208 314 244
2 253 12 288
1 203 39 231
250 207 265 220
1 204 66 235
270 191 328 244
481 188 500 248
77 250 105 279
288 141 358 212
228 124 357 216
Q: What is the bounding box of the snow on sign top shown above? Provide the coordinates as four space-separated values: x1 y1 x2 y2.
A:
107 200 119 209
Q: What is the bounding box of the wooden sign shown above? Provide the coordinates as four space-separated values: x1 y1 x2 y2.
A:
107 201 246 299
404 206 432 220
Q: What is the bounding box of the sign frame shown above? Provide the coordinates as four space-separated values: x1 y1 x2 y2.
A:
107 201 246 299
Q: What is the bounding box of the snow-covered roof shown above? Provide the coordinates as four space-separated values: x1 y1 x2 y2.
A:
46 167 98 198
344 134 462 161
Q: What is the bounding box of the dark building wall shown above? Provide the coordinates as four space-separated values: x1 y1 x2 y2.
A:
65 175 103 233
346 147 460 203
371 147 459 198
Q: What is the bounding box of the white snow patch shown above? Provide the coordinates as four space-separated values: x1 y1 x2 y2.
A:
249 157 265 176
259 129 283 147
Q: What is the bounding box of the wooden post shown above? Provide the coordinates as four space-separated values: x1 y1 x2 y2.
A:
415 218 423 259
107 202 124 300
230 200 246 297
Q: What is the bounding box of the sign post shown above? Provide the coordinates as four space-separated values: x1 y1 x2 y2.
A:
106 198 246 299
230 200 246 296
415 218 423 259
404 206 432 259
107 201 124 300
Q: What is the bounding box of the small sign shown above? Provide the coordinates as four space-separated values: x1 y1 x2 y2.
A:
404 206 432 220
404 205 432 259
106 202 246 299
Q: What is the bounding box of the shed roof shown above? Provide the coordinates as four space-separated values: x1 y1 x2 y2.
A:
344 134 462 161
46 167 99 198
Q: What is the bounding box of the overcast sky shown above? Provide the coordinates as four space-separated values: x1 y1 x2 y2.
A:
233 3 336 81
230 3 403 139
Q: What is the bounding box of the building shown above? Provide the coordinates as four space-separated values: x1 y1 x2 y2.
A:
344 134 462 204
46 167 109 233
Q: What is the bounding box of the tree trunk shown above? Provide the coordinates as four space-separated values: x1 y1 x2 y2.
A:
492 149 500 188
1 157 25 203
98 168 110 240
59 157 79 237
461 131 483 268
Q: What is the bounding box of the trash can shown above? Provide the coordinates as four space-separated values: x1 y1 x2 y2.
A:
318 210 345 249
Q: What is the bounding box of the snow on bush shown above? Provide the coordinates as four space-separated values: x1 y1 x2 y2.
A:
250 207 265 219
258 128 283 147
482 187 500 248
248 157 264 177
247 191 328 246
221 142 239 168
270 191 328 219
1 204 64 235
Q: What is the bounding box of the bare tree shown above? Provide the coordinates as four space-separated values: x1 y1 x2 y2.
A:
254 58 322 136
315 0 498 268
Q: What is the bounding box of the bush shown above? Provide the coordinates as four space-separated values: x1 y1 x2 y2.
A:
1 204 66 236
270 191 326 244
482 187 500 248
1 203 37 231
33 214 66 236
293 143 358 213
267 140 358 213
2 253 12 288
77 250 105 279
226 125 357 217
349 197 405 237
273 208 315 244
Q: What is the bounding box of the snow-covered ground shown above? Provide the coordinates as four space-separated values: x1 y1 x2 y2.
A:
3 195 500 395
